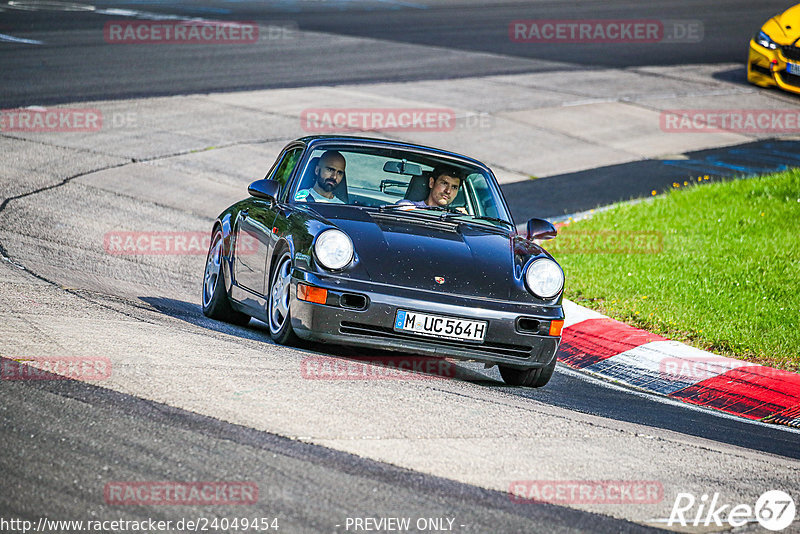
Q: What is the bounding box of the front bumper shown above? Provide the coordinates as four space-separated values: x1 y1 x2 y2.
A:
748 39 800 95
289 270 562 370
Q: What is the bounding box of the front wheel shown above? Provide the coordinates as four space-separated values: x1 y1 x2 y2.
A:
202 228 251 326
268 248 300 346
499 356 556 388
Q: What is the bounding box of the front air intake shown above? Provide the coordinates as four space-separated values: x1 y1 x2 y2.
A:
516 317 541 334
340 293 368 310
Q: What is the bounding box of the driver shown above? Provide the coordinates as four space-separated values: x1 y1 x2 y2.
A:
295 150 346 203
398 164 466 212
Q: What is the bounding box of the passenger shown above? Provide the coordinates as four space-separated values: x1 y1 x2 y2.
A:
295 150 346 203
399 164 466 213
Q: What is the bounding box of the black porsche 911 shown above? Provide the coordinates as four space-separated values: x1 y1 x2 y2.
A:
202 136 564 387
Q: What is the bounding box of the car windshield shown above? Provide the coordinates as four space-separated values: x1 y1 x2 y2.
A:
290 145 513 226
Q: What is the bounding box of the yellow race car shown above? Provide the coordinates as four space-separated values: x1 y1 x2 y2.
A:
748 3 800 95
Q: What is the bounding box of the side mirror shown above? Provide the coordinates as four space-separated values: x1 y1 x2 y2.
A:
248 179 281 201
527 218 557 240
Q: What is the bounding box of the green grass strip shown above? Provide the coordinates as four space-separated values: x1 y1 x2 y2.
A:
549 169 800 371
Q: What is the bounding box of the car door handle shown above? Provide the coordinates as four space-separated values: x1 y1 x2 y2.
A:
240 210 248 219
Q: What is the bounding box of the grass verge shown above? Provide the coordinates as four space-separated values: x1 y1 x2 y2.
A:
548 169 800 371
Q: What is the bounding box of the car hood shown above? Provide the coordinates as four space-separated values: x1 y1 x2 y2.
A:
767 6 800 44
321 208 520 298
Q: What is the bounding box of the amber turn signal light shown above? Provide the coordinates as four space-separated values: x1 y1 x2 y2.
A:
549 319 564 337
297 284 327 304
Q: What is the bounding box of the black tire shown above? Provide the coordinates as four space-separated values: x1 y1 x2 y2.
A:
267 247 300 346
202 228 251 326
499 356 556 388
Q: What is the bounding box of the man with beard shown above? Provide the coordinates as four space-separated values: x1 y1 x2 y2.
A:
294 150 347 203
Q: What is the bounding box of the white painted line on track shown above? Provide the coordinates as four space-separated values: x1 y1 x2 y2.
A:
6 1 94 11
556 364 800 435
0 33 43 44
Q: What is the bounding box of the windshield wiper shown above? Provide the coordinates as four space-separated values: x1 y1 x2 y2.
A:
377 204 512 226
378 203 415 211
468 215 516 229
417 206 463 220
424 209 515 227
377 204 459 217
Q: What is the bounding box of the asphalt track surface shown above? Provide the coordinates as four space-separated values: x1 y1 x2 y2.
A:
1 370 662 534
507 139 800 220
0 0 793 107
2 1 800 533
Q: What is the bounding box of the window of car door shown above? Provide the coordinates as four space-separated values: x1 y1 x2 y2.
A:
268 146 303 200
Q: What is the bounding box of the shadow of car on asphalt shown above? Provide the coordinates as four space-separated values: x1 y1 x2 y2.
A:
137 299 800 459
139 296 500 385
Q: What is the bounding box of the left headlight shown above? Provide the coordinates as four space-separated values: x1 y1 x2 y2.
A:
755 30 778 50
524 258 564 299
314 229 354 270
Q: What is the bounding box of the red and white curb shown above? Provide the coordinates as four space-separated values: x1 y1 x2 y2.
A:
559 300 800 428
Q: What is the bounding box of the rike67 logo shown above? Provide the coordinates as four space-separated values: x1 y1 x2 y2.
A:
667 490 796 530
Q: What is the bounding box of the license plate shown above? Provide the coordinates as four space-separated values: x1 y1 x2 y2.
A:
394 310 487 342
787 62 800 75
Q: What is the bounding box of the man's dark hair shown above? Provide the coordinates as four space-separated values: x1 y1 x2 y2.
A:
430 163 463 183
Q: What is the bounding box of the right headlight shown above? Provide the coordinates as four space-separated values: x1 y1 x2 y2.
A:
755 30 778 50
314 229 353 270
524 258 564 299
